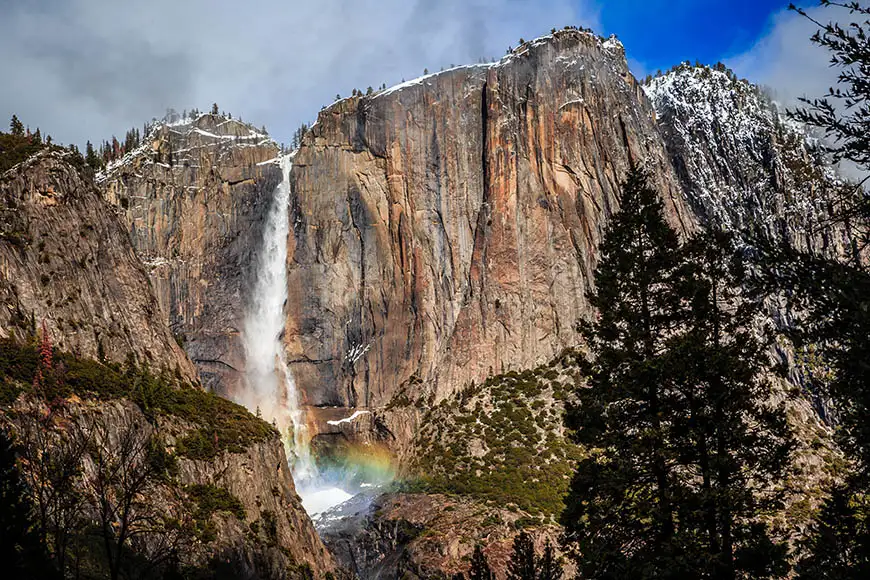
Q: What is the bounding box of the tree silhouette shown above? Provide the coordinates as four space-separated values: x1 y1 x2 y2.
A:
0 428 57 579
468 544 494 580
507 531 536 580
536 540 562 580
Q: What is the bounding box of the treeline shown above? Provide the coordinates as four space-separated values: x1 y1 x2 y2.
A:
0 115 88 174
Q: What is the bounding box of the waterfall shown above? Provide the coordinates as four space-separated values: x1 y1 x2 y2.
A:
240 154 315 484
240 153 389 521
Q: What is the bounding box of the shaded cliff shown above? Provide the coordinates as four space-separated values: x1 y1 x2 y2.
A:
288 29 692 451
0 150 194 376
99 113 282 394
0 151 334 578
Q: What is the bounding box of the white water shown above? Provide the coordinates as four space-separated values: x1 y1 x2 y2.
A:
301 487 354 517
240 155 316 485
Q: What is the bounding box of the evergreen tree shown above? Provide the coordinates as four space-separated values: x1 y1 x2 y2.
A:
211 103 219 115
85 141 101 170
507 531 536 580
562 171 792 578
760 3 870 575
468 545 494 580
672 231 793 578
796 479 870 579
536 540 562 580
10 115 24 136
561 168 688 578
789 1 870 252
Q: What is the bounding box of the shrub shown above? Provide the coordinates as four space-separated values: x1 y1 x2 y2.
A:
187 484 246 521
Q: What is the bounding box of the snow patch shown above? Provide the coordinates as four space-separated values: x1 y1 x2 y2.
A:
326 410 371 426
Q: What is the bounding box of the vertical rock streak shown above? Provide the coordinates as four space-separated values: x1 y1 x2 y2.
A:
241 155 315 484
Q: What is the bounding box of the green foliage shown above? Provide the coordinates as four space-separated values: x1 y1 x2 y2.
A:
411 355 584 516
187 484 246 521
562 170 792 578
0 129 47 173
0 338 276 461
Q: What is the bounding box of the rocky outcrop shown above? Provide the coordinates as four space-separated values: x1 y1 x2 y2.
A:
644 63 855 257
288 29 692 451
0 150 194 376
319 492 567 580
99 114 282 394
172 414 335 576
3 394 334 579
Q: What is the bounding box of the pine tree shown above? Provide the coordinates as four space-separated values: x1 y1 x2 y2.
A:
507 531 536 580
9 115 24 136
468 545 494 580
562 172 792 578
32 321 53 396
85 141 100 170
761 3 870 574
672 231 793 578
211 103 219 115
561 168 688 578
789 1 870 252
536 540 562 580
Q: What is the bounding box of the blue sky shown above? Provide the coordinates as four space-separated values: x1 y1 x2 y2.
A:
596 0 814 77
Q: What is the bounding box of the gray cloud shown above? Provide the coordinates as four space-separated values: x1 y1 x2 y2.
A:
0 0 596 147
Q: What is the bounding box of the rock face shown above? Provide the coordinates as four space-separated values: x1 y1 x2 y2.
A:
99 114 282 394
0 150 194 376
288 30 692 449
3 394 335 579
318 492 566 580
644 63 855 257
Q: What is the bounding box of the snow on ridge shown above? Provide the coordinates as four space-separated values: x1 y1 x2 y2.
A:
643 63 835 235
96 114 275 182
369 28 622 101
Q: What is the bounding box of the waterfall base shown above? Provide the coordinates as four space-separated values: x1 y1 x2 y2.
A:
299 486 355 517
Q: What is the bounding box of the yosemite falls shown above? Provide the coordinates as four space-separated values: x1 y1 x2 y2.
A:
239 155 355 517
240 156 314 485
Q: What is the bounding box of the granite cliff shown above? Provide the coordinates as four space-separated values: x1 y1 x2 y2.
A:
0 150 194 375
289 29 694 454
99 114 282 395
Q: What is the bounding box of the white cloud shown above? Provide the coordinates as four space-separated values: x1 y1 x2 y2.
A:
0 0 598 147
727 5 837 106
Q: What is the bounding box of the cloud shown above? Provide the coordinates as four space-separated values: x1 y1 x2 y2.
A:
726 4 836 106
0 0 597 147
727 4 870 182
